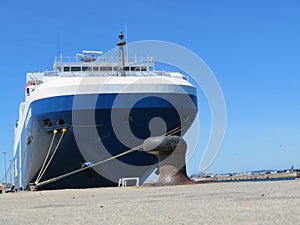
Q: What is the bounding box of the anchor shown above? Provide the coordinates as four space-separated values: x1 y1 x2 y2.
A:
143 135 194 186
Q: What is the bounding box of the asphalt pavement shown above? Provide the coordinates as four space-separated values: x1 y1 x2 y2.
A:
1 180 300 225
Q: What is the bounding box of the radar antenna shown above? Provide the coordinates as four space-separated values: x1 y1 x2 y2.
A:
77 50 103 62
117 31 126 76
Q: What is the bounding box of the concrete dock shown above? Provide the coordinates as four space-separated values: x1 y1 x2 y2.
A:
1 180 300 225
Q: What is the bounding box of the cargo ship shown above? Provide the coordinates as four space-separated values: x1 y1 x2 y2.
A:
13 33 198 190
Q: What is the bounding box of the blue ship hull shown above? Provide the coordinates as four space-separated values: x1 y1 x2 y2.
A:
15 93 197 190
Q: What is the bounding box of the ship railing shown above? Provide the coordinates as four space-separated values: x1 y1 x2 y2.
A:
53 56 154 73
54 56 154 64
43 70 186 79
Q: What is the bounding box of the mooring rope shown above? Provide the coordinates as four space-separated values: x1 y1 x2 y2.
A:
35 129 58 184
33 126 183 189
34 128 67 185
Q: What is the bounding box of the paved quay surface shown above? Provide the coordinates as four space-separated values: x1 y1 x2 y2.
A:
1 180 300 225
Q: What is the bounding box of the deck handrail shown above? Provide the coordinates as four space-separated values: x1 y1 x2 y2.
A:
54 56 154 64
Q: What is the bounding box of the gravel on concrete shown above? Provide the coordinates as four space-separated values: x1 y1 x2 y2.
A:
0 180 300 225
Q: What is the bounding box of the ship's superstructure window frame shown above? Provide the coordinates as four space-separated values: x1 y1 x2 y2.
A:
56 66 152 72
71 67 81 72
100 67 112 71
82 67 92 71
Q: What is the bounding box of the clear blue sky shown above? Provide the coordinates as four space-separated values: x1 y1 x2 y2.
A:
1 0 300 181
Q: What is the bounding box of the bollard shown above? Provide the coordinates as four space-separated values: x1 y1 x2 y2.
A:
29 183 38 191
143 136 194 186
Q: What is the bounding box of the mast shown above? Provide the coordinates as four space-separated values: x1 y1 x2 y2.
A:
117 31 126 76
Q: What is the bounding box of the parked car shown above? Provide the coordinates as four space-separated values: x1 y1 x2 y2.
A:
0 183 14 193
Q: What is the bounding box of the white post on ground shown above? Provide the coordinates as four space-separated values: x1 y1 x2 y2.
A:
2 152 7 184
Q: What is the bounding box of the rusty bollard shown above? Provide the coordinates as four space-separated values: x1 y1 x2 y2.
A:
143 136 194 186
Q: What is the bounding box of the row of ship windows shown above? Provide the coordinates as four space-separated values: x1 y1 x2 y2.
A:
42 119 65 128
56 66 148 72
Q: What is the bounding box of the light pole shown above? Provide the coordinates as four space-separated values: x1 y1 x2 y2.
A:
9 160 12 184
2 152 7 184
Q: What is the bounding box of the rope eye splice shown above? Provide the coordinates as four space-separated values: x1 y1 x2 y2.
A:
30 127 68 191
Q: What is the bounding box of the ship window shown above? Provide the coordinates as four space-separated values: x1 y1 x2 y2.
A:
124 67 130 71
64 67 70 72
71 67 81 71
100 67 112 71
56 67 61 71
82 67 92 71
56 119 65 126
93 67 99 71
42 119 52 128
141 67 147 71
